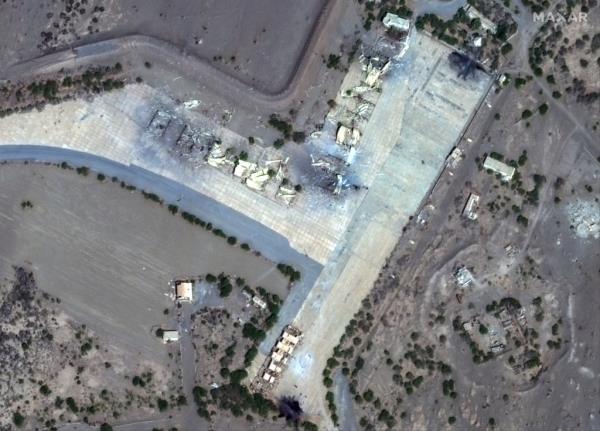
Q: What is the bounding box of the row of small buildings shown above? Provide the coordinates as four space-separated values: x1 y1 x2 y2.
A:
257 325 302 387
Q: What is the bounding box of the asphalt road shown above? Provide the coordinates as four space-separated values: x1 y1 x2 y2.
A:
0 145 322 288
0 148 321 431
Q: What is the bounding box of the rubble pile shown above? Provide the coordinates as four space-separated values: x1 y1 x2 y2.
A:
566 200 600 239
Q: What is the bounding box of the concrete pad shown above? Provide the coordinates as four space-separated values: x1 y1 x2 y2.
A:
273 33 491 427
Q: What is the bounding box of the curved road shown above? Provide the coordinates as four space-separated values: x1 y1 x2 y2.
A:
0 0 344 113
0 144 323 381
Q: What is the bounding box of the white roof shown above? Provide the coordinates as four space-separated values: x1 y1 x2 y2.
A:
268 362 283 373
382 13 410 32
483 156 515 180
252 296 267 309
276 342 294 354
162 330 179 343
282 332 300 345
233 160 257 178
175 281 193 301
336 125 351 145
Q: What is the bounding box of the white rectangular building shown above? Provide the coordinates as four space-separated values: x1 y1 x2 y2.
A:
175 280 194 302
382 13 410 32
483 156 515 181
162 330 180 343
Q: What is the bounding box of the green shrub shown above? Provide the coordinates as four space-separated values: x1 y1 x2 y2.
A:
13 412 25 427
66 397 78 413
157 398 169 412
242 323 266 342
230 369 248 384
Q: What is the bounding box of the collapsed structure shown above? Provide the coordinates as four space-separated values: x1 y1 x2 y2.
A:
455 266 475 287
463 193 480 220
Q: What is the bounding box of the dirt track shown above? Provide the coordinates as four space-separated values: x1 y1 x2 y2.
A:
0 0 332 95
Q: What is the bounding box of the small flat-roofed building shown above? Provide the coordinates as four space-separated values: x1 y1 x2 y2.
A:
271 351 284 362
336 125 361 147
175 281 193 302
483 156 515 181
382 13 410 32
162 330 179 343
276 342 294 354
282 325 302 337
463 193 480 220
282 332 300 346
268 361 283 374
252 296 267 310
262 371 276 383
465 5 497 33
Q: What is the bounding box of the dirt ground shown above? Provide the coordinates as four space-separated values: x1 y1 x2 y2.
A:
319 66 600 430
0 163 288 363
0 0 328 95
0 267 182 430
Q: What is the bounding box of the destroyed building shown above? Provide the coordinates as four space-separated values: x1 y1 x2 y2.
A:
463 193 480 220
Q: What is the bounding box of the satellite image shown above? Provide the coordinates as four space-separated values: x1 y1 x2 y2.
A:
0 0 598 430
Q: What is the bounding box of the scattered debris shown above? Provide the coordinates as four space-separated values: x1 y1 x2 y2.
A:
455 266 475 287
463 193 480 220
566 200 600 239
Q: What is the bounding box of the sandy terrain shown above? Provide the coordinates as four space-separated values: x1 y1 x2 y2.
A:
0 0 329 95
0 163 289 362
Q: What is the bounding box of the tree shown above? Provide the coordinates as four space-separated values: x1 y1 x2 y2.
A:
292 131 306 143
13 412 25 427
157 398 169 412
100 424 113 431
242 323 265 342
326 54 341 69
230 369 248 385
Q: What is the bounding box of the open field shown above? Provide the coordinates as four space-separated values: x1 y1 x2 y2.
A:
0 163 289 360
0 0 328 95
